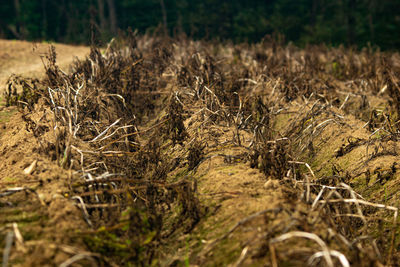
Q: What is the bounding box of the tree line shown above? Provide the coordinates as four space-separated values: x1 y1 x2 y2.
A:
0 0 399 49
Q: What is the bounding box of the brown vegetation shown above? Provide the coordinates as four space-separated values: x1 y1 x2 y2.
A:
1 35 400 266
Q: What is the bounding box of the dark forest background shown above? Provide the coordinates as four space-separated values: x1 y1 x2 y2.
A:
0 0 399 49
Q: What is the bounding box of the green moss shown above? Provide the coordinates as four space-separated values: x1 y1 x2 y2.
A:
84 234 131 258
1 208 23 216
169 168 190 182
3 176 17 183
215 165 238 172
21 225 44 241
8 258 24 265
203 236 242 266
3 211 44 224
351 174 367 188
186 208 245 265
0 109 15 123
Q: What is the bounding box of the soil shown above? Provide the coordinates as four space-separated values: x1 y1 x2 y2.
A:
0 37 399 267
0 39 89 87
0 39 91 266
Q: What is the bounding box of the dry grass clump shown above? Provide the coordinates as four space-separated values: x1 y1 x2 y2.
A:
166 38 400 265
4 33 400 265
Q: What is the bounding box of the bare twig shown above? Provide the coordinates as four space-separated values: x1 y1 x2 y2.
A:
2 232 14 267
59 253 97 267
270 231 335 267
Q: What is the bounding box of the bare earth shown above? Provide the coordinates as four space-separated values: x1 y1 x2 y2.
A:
0 40 90 266
0 39 89 88
0 38 399 266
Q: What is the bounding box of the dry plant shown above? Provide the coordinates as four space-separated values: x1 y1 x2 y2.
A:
3 32 400 266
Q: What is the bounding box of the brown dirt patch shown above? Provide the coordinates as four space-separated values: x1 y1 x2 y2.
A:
0 40 90 266
1 36 400 267
0 39 89 88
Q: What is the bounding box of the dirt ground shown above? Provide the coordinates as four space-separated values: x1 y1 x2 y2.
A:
0 39 89 87
0 40 91 266
0 38 399 267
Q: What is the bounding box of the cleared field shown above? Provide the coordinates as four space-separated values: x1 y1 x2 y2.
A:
1 36 400 266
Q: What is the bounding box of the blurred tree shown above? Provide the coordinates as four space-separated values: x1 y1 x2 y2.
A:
0 1 15 38
160 0 168 35
97 0 107 33
0 0 399 50
107 0 117 35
